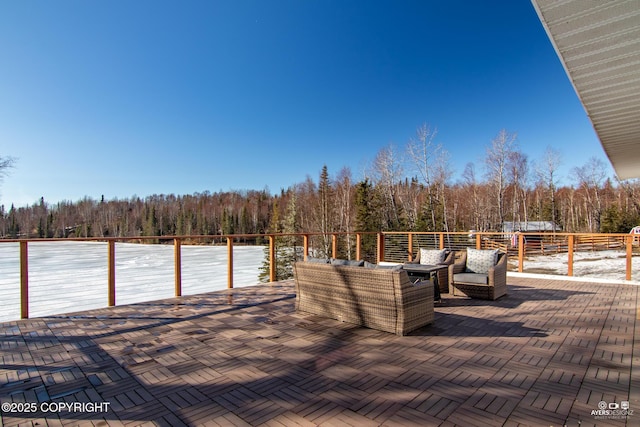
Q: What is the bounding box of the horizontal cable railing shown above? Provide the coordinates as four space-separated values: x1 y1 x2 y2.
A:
0 231 637 320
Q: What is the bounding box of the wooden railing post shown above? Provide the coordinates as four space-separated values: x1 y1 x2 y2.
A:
174 238 182 296
303 234 309 261
356 233 362 261
20 241 28 319
476 233 481 249
331 234 338 259
439 232 444 250
407 233 413 261
227 237 234 288
377 233 385 263
567 235 574 276
518 233 524 273
626 235 632 281
108 240 116 307
269 235 276 282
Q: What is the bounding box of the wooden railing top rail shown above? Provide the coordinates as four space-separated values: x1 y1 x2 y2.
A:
0 231 386 245
1 230 636 243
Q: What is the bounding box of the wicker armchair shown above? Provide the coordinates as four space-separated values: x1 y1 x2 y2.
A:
405 248 455 293
448 249 507 300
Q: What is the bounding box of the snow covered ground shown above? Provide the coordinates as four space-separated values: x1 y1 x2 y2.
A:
0 242 637 323
0 241 266 322
515 249 640 283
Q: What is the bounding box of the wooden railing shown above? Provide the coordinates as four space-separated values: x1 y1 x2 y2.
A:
2 231 637 319
383 231 636 281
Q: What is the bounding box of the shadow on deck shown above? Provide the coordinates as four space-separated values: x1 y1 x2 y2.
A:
0 276 638 426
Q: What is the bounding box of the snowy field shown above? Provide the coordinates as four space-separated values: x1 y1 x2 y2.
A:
515 249 640 283
0 242 638 323
0 241 265 322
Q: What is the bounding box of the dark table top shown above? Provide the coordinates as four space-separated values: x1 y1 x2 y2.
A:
402 264 447 273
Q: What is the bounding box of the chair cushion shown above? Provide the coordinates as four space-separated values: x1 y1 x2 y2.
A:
419 249 447 265
453 272 489 284
465 249 499 274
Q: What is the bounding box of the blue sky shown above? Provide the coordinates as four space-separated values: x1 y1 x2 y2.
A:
0 0 611 207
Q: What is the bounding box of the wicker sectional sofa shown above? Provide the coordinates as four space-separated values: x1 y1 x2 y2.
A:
293 261 434 336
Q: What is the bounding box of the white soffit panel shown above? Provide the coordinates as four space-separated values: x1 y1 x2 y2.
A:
531 0 640 179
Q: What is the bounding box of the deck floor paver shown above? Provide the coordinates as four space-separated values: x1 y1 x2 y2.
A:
0 277 638 426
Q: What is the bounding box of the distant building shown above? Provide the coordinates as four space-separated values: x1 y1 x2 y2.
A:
630 226 640 245
502 221 560 233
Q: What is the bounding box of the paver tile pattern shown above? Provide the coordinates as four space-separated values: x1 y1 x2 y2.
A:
0 277 637 426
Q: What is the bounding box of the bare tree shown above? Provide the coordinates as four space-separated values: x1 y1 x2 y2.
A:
334 167 355 258
484 129 518 229
573 157 607 232
535 147 562 230
460 162 485 231
371 144 404 228
433 149 453 234
407 124 437 230
295 177 317 233
402 177 422 230
0 155 15 191
406 123 453 231
507 150 529 227
615 177 640 218
407 124 438 188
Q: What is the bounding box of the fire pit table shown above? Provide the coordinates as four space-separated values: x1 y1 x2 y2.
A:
402 264 447 302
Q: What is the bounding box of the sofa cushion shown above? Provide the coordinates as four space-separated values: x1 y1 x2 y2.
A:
419 248 447 265
453 272 489 285
330 258 365 267
364 261 403 270
380 263 403 271
465 249 499 274
306 256 330 264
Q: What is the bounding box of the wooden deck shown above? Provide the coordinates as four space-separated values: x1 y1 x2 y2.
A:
1 276 638 426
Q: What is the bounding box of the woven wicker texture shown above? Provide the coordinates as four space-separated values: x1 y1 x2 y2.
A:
448 250 508 300
294 262 434 336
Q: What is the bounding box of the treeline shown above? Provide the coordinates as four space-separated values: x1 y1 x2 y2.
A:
0 190 274 239
2 164 639 241
2 128 640 240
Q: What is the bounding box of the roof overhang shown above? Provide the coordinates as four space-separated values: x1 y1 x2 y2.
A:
531 0 640 180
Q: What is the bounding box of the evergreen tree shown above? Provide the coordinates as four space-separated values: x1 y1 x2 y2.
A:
37 218 45 238
318 165 332 256
222 209 235 235
280 192 299 272
240 206 250 235
259 201 283 282
415 195 445 232
355 179 378 262
258 193 300 282
601 204 640 233
8 204 19 238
